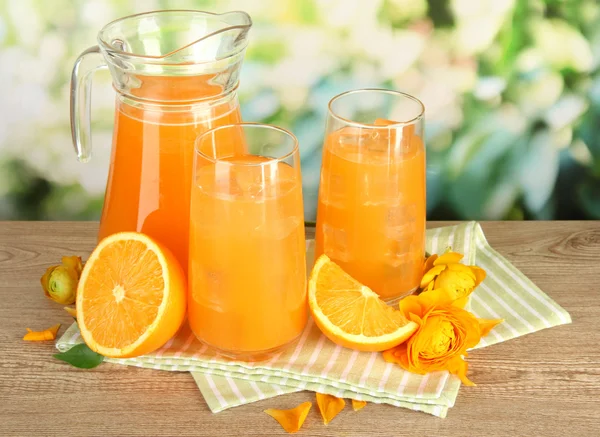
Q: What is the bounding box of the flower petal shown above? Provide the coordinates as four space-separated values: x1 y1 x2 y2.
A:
264 401 312 434
23 323 61 342
446 263 477 280
471 266 487 286
47 324 61 337
462 313 484 349
62 256 83 278
383 343 412 369
316 393 345 425
40 266 56 299
420 265 446 288
351 399 367 411
382 348 401 364
446 356 476 386
399 295 423 319
64 306 77 319
419 288 456 311
408 312 424 326
452 296 470 309
434 270 475 300
433 252 464 265
479 318 503 337
423 254 438 274
418 317 455 356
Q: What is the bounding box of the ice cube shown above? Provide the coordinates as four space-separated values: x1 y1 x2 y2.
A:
387 204 417 227
190 267 225 304
233 166 265 199
385 204 419 264
322 224 351 262
337 126 368 146
206 270 221 287
386 238 414 263
269 216 302 240
385 224 413 241
363 174 401 206
320 173 346 208
207 162 241 200
365 130 390 153
381 259 421 295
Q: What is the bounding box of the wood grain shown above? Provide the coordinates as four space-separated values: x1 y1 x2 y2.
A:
0 221 599 437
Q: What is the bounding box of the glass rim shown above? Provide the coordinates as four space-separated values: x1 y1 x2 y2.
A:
328 88 425 128
194 122 299 166
98 9 252 61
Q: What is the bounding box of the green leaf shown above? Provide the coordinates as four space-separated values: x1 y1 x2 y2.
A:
426 0 454 28
578 176 600 219
447 129 523 219
426 162 444 214
54 344 104 369
519 130 560 213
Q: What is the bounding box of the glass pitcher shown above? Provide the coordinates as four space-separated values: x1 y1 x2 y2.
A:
70 10 252 270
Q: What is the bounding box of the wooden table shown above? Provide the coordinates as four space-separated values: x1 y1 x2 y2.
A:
1 221 599 436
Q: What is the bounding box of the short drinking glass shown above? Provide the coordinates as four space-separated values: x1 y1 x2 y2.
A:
315 89 426 301
189 123 307 359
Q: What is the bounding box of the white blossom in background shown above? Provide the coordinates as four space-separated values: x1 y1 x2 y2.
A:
450 0 516 55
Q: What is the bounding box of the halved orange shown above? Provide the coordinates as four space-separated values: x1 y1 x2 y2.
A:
308 255 418 352
76 232 186 358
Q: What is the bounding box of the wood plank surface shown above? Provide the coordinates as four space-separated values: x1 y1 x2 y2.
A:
0 221 599 437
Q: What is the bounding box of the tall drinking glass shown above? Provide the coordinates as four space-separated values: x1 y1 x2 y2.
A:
315 89 426 301
189 123 307 359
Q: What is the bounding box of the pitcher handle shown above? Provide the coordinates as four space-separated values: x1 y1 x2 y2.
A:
70 46 107 162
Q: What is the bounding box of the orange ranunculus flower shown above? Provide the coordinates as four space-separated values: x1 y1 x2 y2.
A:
420 251 486 308
41 256 83 305
383 288 502 386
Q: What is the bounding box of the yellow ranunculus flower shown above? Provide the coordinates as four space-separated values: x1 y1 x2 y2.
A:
41 256 83 305
419 251 486 307
382 288 502 385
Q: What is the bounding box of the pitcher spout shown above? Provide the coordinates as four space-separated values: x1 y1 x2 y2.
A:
99 10 251 63
160 11 252 63
96 10 253 102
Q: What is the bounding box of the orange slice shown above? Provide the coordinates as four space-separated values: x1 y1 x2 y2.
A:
308 255 418 352
76 232 186 358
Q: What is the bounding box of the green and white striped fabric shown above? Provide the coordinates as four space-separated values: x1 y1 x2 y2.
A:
56 222 571 418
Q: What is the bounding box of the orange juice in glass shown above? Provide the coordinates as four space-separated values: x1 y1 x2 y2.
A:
189 123 307 359
69 11 252 270
315 89 426 301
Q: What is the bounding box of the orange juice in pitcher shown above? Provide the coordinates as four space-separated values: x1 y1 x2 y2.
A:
70 11 252 269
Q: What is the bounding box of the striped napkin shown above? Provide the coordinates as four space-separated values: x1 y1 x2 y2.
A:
56 222 571 418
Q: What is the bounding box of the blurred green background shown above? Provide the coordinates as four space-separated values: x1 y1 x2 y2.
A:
1 0 599 222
